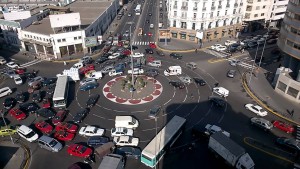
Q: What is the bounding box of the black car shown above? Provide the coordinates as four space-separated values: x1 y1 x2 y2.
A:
117 54 127 60
87 136 110 147
36 108 55 119
194 77 206 86
145 69 159 77
32 90 42 103
148 105 161 119
192 125 208 139
42 77 57 87
208 96 226 107
73 108 89 123
127 45 138 50
146 20 150 23
114 146 142 159
15 91 26 103
95 57 108 64
169 80 185 89
170 53 182 59
80 82 99 91
86 94 99 108
145 48 154 54
46 84 55 96
23 72 36 80
19 102 39 114
276 137 300 153
3 97 16 109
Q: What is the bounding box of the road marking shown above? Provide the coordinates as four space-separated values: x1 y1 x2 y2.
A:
92 114 106 119
164 98 172 105
20 59 43 68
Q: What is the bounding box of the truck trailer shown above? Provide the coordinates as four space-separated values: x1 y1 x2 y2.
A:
98 154 125 169
208 132 255 169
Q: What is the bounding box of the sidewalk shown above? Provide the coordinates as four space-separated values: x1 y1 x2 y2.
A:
0 140 30 169
242 69 300 125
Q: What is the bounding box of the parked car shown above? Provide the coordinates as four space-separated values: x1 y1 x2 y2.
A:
113 136 139 146
193 77 206 86
28 76 44 86
208 96 226 107
95 57 108 64
9 108 26 120
247 41 258 48
42 77 57 87
170 53 182 59
36 108 55 119
28 81 41 94
19 102 39 114
114 146 141 159
35 121 53 134
0 126 17 137
148 105 161 119
250 117 273 131
227 70 236 78
215 45 227 51
229 59 240 66
0 58 7 65
101 66 115 74
32 90 42 103
145 69 159 77
55 122 78 133
54 130 75 141
128 68 144 75
3 97 16 109
211 44 223 50
6 62 19 69
14 75 23 85
86 94 99 108
42 98 51 108
15 91 26 103
79 65 95 75
67 144 93 158
224 40 237 46
3 69 16 78
169 80 185 89
80 78 96 86
272 121 294 133
52 110 67 125
79 126 105 137
87 136 110 147
149 43 156 49
245 104 268 117
111 127 133 137
73 108 89 123
17 125 38 142
0 87 12 98
79 82 99 91
276 137 300 153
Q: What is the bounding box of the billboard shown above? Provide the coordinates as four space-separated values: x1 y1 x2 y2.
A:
49 13 81 28
3 11 31 21
85 37 98 47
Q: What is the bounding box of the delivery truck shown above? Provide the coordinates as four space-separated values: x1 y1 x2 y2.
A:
98 154 125 169
208 132 255 169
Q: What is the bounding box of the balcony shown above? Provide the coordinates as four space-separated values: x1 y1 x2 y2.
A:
247 0 253 3
226 4 230 8
202 7 206 11
173 5 177 9
211 6 216 10
193 7 198 11
234 3 238 7
181 6 188 10
218 5 222 9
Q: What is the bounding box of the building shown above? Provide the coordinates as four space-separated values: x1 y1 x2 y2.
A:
242 0 288 32
275 0 300 103
167 0 244 43
0 0 119 59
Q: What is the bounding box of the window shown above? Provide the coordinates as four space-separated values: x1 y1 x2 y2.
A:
175 1 177 6
225 10 228 15
217 11 220 16
210 12 213 18
261 13 264 16
287 87 299 98
174 11 177 16
287 39 293 46
43 38 45 41
194 2 197 7
263 5 266 8
254 14 258 17
173 20 176 27
239 8 241 13
74 37 78 40
181 22 187 29
212 2 215 6
233 9 236 14
193 13 197 18
34 36 36 39
258 0 261 2
78 36 82 39
256 6 260 10
192 23 196 30
200 23 204 30
203 2 206 7
202 13 205 18
219 1 222 5
62 39 66 42
58 39 61 43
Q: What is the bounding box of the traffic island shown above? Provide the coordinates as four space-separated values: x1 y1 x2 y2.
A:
103 75 163 105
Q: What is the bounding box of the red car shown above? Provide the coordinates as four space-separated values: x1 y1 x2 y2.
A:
79 65 95 74
117 41 123 47
9 108 26 120
273 120 294 133
42 98 51 108
67 144 93 158
148 32 153 37
149 42 156 49
35 121 53 134
15 68 26 75
55 122 78 133
122 49 131 56
52 110 67 125
54 131 75 141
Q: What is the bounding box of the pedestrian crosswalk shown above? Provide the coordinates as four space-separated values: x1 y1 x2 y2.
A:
203 49 231 58
20 59 43 68
131 41 157 46
228 57 256 70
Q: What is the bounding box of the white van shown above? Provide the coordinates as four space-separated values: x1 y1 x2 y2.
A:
148 60 162 67
17 125 39 142
0 87 12 98
115 116 139 129
213 87 229 97
164 66 182 76
87 71 103 80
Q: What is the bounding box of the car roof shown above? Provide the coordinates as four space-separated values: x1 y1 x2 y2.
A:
119 136 130 141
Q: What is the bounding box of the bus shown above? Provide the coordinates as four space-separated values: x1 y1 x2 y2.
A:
141 115 186 168
53 75 69 108
135 4 141 15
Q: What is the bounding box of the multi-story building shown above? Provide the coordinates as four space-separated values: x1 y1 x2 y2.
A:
0 0 119 59
167 0 244 43
275 0 300 102
243 0 288 32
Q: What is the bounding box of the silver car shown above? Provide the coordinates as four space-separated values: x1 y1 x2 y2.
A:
80 78 96 86
227 70 236 78
250 117 273 131
179 76 192 84
101 66 115 74
28 76 44 86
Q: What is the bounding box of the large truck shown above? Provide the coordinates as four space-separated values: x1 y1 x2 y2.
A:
57 68 80 82
208 132 255 169
98 154 125 169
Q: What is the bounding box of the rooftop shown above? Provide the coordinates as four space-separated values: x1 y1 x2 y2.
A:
24 1 112 35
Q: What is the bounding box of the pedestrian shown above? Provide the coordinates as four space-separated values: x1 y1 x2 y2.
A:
195 49 198 53
214 82 219 87
190 93 194 99
291 109 294 117
64 61 67 66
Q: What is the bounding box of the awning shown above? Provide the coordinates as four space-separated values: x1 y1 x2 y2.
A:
180 32 187 34
189 33 196 36
171 31 178 33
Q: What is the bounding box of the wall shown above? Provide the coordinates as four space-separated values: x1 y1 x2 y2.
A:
275 73 300 103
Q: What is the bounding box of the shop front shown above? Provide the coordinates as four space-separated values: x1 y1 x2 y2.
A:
171 31 178 38
179 32 187 40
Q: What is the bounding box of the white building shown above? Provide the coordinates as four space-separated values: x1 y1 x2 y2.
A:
0 0 119 59
243 0 288 32
167 0 244 42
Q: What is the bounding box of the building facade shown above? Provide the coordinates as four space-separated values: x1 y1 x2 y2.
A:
167 0 244 43
275 0 300 103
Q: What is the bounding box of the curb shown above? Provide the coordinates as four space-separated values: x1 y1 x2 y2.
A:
19 141 31 169
241 72 300 125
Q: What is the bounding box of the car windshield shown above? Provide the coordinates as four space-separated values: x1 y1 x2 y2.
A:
49 139 58 147
79 146 86 153
25 131 36 138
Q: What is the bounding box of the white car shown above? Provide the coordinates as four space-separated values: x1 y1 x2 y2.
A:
224 40 237 46
215 46 227 51
179 76 192 84
229 59 240 66
0 87 12 98
108 53 121 59
128 68 144 75
79 126 105 137
28 76 44 86
111 127 133 137
113 136 139 146
17 125 39 142
210 44 223 50
80 78 96 86
14 75 23 85
72 62 84 69
0 58 7 65
6 62 19 69
245 104 268 117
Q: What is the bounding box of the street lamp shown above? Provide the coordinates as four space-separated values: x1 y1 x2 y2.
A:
129 25 135 95
154 117 158 169
0 110 14 144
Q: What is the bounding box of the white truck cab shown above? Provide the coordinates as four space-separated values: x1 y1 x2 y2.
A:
164 66 182 76
115 116 139 129
213 87 229 97
57 68 80 81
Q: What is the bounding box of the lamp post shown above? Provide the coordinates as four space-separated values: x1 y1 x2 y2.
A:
0 110 14 144
130 25 134 94
154 117 158 169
